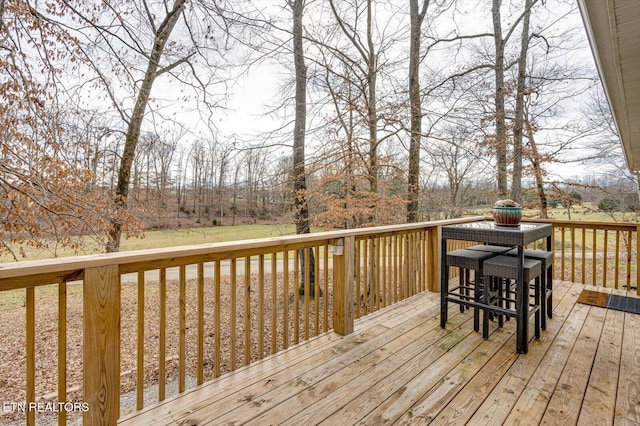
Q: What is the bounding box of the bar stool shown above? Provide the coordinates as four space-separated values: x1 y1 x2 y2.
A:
445 249 497 332
466 244 512 254
482 255 542 341
505 248 553 329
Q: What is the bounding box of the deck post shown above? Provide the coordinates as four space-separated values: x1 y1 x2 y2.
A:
427 225 442 292
83 265 120 425
332 236 355 335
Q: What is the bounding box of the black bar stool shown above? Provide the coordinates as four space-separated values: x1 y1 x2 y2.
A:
482 255 542 340
445 249 497 331
466 244 512 254
505 248 553 329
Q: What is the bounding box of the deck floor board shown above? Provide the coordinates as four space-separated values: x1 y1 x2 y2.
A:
616 312 640 424
118 281 640 426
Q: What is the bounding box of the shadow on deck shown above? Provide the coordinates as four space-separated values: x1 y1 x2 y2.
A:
119 281 640 425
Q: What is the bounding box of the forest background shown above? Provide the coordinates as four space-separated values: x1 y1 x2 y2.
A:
1 0 635 261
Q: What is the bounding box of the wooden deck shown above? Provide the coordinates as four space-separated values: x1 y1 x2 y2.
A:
119 280 640 425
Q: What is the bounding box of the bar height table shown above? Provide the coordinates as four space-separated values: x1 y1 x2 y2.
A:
440 221 552 353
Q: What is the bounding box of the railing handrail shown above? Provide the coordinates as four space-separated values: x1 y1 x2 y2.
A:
0 216 482 290
2 215 635 291
2 215 638 425
519 217 640 230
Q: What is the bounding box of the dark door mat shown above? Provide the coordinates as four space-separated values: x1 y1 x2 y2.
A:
576 289 610 308
606 294 640 314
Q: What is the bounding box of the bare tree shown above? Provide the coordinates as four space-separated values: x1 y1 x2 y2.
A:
511 0 535 203
407 0 430 222
327 0 382 194
492 0 509 198
425 124 491 217
150 132 181 210
105 0 187 251
289 0 317 296
214 141 234 225
524 111 549 217
19 0 233 251
0 2 140 258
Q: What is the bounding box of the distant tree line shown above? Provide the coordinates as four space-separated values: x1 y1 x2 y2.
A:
0 0 631 259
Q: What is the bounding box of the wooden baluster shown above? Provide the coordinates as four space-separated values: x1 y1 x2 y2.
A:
626 230 632 291
26 286 35 426
561 227 566 281
571 227 576 283
383 235 388 304
294 250 300 344
407 233 412 298
392 235 398 303
421 231 425 292
258 254 265 359
370 238 377 310
581 228 586 284
283 250 290 349
415 232 420 294
355 239 361 319
377 237 383 309
401 233 405 298
137 270 145 409
391 235 397 301
214 261 221 378
603 230 609 288
304 247 311 340
323 244 329 332
414 232 419 294
158 268 166 400
592 229 597 286
418 231 423 293
272 253 278 351
615 231 621 289
314 247 320 336
244 257 251 366
377 237 382 309
58 281 67 426
551 224 556 279
230 259 237 371
381 236 387 308
179 265 186 392
385 235 391 306
415 231 421 294
198 263 205 381
363 240 368 316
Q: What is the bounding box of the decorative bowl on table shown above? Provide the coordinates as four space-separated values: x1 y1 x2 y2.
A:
492 199 522 226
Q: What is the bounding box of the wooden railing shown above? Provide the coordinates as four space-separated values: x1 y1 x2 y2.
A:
521 218 639 293
1 216 637 425
0 217 477 425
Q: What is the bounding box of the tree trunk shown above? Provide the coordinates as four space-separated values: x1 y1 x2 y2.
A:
106 0 186 252
217 152 228 225
366 0 378 196
346 135 357 228
292 0 316 296
407 0 429 222
525 117 548 218
511 0 532 203
492 0 508 198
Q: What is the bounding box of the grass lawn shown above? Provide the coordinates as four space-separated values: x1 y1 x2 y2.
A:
0 223 299 263
120 223 298 250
